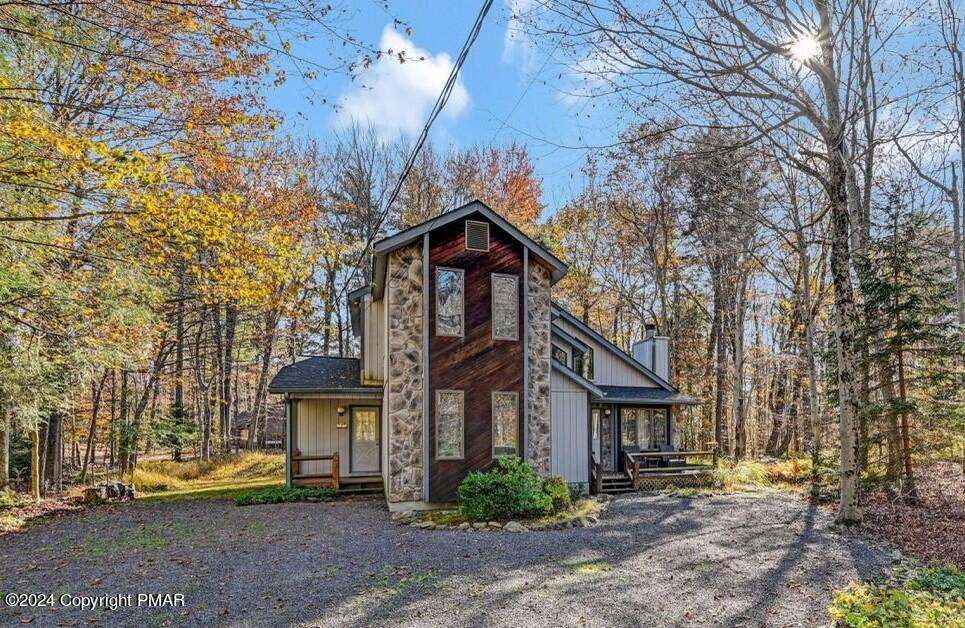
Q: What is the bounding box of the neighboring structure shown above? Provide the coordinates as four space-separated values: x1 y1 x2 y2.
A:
232 406 286 450
268 200 698 509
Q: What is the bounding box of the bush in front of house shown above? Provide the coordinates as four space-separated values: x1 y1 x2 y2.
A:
543 476 572 514
235 486 338 506
457 457 555 521
828 565 965 627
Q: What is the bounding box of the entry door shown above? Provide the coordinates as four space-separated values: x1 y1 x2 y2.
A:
350 407 380 474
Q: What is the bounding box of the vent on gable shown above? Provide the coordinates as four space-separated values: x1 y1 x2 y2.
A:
465 220 490 252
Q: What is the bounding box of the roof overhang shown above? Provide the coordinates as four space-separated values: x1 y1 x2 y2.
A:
551 303 676 392
551 361 603 396
348 286 371 337
551 323 589 353
270 387 383 396
370 200 568 299
591 394 701 406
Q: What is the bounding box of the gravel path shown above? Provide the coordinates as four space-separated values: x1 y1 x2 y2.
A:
0 491 894 627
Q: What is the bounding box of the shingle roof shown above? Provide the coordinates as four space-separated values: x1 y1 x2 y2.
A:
268 357 380 394
594 385 700 405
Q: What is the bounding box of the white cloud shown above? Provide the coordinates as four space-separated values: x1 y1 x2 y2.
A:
334 26 469 138
503 0 535 69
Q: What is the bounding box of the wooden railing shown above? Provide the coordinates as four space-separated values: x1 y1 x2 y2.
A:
591 454 604 494
625 449 718 477
291 450 339 488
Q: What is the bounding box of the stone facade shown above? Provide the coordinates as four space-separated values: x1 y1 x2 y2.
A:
526 262 552 476
386 244 424 502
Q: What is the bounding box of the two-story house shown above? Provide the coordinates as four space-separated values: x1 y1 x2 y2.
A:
268 200 698 510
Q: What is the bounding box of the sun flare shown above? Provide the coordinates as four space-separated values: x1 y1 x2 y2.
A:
789 34 821 63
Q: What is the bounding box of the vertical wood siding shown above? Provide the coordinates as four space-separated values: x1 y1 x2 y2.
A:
550 369 589 485
554 319 660 388
295 396 382 477
362 294 385 384
428 216 525 502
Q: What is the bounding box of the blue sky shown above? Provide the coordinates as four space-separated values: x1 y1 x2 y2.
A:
267 1 621 216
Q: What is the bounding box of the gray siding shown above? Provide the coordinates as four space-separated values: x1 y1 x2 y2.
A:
554 319 660 388
362 294 386 384
295 395 382 477
550 368 589 486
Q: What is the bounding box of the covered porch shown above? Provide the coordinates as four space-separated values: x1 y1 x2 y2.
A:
589 386 713 493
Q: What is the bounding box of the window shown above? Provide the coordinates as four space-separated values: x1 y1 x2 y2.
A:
572 346 594 379
435 390 464 459
492 391 518 457
620 408 639 448
491 273 518 340
551 344 567 365
465 220 490 251
652 408 668 445
436 267 464 337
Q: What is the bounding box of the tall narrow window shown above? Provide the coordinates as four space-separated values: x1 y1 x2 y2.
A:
551 344 567 365
492 391 518 457
436 390 464 459
436 267 464 337
491 273 518 340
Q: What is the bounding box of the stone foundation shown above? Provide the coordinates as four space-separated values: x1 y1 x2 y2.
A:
386 244 424 502
526 262 552 476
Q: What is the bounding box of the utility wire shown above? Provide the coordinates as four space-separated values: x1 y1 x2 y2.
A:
343 0 494 290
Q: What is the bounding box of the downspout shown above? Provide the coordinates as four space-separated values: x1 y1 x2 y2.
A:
422 233 430 502
522 248 530 461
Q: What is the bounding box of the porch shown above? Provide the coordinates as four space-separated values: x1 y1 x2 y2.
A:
589 401 716 494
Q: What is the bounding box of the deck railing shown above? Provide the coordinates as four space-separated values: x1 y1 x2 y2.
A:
291 450 339 488
626 450 718 490
591 454 604 494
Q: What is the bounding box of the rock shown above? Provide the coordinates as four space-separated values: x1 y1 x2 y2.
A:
891 549 903 561
472 522 487 530
586 515 599 524
416 520 436 529
458 522 471 530
487 521 502 529
577 517 591 527
504 521 527 533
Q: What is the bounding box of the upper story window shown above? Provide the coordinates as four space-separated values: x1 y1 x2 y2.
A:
551 344 567 366
491 273 518 341
573 346 594 380
436 267 464 337
465 220 490 252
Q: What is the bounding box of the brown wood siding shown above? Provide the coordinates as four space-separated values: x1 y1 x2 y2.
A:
428 216 524 502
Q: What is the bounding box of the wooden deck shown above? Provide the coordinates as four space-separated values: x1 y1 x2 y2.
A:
593 450 718 494
291 451 384 495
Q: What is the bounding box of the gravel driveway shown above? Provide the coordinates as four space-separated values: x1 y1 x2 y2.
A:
0 491 893 627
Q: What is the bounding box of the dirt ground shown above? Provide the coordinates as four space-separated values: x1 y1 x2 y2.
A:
0 490 895 627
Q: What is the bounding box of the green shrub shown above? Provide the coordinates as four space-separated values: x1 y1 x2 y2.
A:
543 476 572 514
829 566 965 627
0 490 14 510
457 457 551 521
235 486 337 506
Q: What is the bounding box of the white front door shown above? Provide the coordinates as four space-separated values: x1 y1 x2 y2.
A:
350 407 380 474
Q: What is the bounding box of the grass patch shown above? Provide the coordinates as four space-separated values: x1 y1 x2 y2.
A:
829 565 964 627
526 497 600 526
73 523 190 557
235 486 337 506
134 452 284 502
563 558 611 574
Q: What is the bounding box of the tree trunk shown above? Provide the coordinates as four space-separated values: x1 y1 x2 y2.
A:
0 423 9 493
712 284 727 454
80 371 108 483
221 304 237 454
249 308 278 449
30 427 40 501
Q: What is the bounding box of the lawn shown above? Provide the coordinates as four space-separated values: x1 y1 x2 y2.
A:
133 451 285 502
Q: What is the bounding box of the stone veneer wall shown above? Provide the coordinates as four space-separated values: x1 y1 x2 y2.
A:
386 244 424 502
526 262 552 476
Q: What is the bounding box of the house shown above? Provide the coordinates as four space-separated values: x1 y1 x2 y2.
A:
231 406 286 449
268 200 699 509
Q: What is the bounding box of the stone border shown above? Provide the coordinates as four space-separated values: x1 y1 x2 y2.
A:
392 496 611 533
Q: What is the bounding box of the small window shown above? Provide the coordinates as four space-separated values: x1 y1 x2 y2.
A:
436 267 464 337
436 390 464 459
492 391 518 457
551 344 567 365
491 273 518 341
573 347 594 380
465 220 490 252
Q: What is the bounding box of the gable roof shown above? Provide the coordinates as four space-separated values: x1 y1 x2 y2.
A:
370 200 568 299
268 356 381 395
551 303 676 392
551 323 589 353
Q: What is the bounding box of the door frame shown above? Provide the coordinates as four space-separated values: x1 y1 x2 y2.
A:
348 404 382 474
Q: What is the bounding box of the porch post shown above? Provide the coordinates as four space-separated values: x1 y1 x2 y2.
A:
284 395 292 488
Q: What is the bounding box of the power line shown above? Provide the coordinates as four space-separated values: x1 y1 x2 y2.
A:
343 0 494 291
